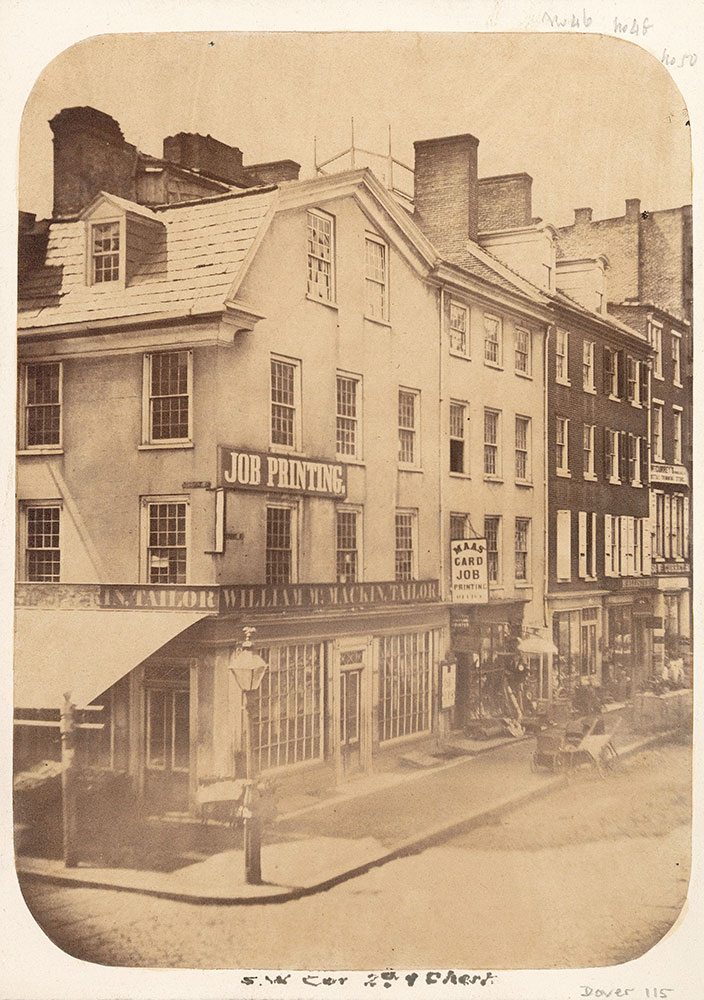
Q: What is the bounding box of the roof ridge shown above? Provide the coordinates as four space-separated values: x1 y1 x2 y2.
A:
154 185 278 212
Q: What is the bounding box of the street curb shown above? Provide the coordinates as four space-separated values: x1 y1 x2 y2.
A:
16 730 678 906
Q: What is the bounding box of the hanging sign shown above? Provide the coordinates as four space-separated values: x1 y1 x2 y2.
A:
451 538 489 604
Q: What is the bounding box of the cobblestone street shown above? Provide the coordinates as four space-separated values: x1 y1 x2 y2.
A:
18 739 691 971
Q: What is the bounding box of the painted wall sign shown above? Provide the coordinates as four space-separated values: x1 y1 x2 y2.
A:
219 447 347 498
649 463 689 486
451 538 489 604
219 579 440 612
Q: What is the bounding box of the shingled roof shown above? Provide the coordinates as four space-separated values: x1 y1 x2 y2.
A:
18 187 278 331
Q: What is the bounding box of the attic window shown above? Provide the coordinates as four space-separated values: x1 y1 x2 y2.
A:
91 221 121 283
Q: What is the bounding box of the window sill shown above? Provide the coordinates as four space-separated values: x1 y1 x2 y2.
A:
484 360 504 371
138 442 194 451
583 472 598 482
631 481 643 488
608 394 622 403
556 469 571 479
629 400 642 408
583 386 596 395
674 381 683 389
398 465 424 474
306 294 338 311
337 456 365 467
556 378 571 387
484 475 504 484
449 471 471 480
515 479 533 488
449 351 472 362
515 580 532 588
608 476 621 485
17 448 64 456
364 315 391 329
515 370 532 380
653 373 664 382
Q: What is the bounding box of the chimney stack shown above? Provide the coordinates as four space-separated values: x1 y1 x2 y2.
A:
625 198 641 221
50 107 138 217
574 207 593 225
163 132 247 186
413 133 480 252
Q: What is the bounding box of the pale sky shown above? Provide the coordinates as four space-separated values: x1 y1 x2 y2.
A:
20 31 691 227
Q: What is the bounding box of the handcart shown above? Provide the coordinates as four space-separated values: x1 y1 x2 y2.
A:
530 716 620 778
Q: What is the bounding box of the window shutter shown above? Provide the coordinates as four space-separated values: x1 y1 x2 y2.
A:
603 427 611 479
603 347 612 394
618 431 628 482
578 511 587 578
591 513 597 579
683 496 690 559
639 361 649 405
617 349 626 398
664 495 672 558
604 515 612 577
643 517 652 575
617 516 627 576
556 510 571 581
627 516 635 576
640 436 648 484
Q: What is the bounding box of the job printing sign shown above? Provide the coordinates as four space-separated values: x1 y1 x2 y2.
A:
219 447 347 499
451 538 489 604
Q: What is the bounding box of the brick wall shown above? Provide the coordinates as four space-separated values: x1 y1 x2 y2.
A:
413 133 479 255
558 206 641 304
640 208 689 321
478 174 533 231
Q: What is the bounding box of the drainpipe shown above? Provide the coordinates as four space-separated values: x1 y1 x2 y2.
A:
543 323 554 701
438 285 447 721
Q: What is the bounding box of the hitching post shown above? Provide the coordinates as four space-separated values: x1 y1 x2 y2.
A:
59 693 79 867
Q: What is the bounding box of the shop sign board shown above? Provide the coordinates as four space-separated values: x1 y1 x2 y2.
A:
219 447 347 499
441 660 456 709
220 579 440 612
451 538 489 604
649 463 689 486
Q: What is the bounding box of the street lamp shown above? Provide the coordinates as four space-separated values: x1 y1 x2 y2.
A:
228 626 268 884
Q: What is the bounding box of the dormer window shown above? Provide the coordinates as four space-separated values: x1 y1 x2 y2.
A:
91 221 121 283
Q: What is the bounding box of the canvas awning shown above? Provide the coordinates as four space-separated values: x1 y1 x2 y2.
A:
518 633 558 656
14 608 211 710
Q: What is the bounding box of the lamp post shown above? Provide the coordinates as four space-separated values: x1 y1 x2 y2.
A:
228 627 268 885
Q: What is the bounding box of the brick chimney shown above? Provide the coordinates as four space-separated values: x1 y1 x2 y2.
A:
478 173 534 231
413 133 480 252
625 198 641 221
50 107 138 217
163 132 248 186
244 159 301 185
574 207 593 225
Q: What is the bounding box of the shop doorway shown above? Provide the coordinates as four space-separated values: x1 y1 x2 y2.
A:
143 664 191 814
337 645 368 777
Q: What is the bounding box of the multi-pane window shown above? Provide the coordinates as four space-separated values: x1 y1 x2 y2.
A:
652 403 664 462
364 236 387 320
378 631 433 742
673 408 683 464
515 328 531 374
654 492 666 558
266 505 295 585
450 302 469 356
91 221 120 283
250 643 324 771
450 513 471 540
25 504 61 582
398 389 419 466
271 357 299 449
672 494 685 558
336 509 359 583
583 423 595 478
22 363 62 449
146 351 191 442
484 516 500 583
145 500 187 584
515 415 530 482
556 329 569 383
306 210 334 302
336 373 360 458
649 321 663 378
515 518 530 582
582 340 595 391
604 347 619 397
449 401 468 474
628 434 641 484
395 510 416 581
672 333 682 385
484 409 500 477
484 315 502 365
627 357 640 404
556 417 569 474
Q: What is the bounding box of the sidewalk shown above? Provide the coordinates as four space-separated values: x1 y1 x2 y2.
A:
16 724 669 905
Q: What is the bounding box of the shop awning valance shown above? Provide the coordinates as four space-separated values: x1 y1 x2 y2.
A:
14 608 211 710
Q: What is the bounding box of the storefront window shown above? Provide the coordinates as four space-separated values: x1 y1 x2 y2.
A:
250 643 324 771
378 631 433 741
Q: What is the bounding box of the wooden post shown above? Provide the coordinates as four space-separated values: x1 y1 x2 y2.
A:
242 690 262 885
59 693 78 868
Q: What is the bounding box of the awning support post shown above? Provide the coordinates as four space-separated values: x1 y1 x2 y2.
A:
60 693 79 868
